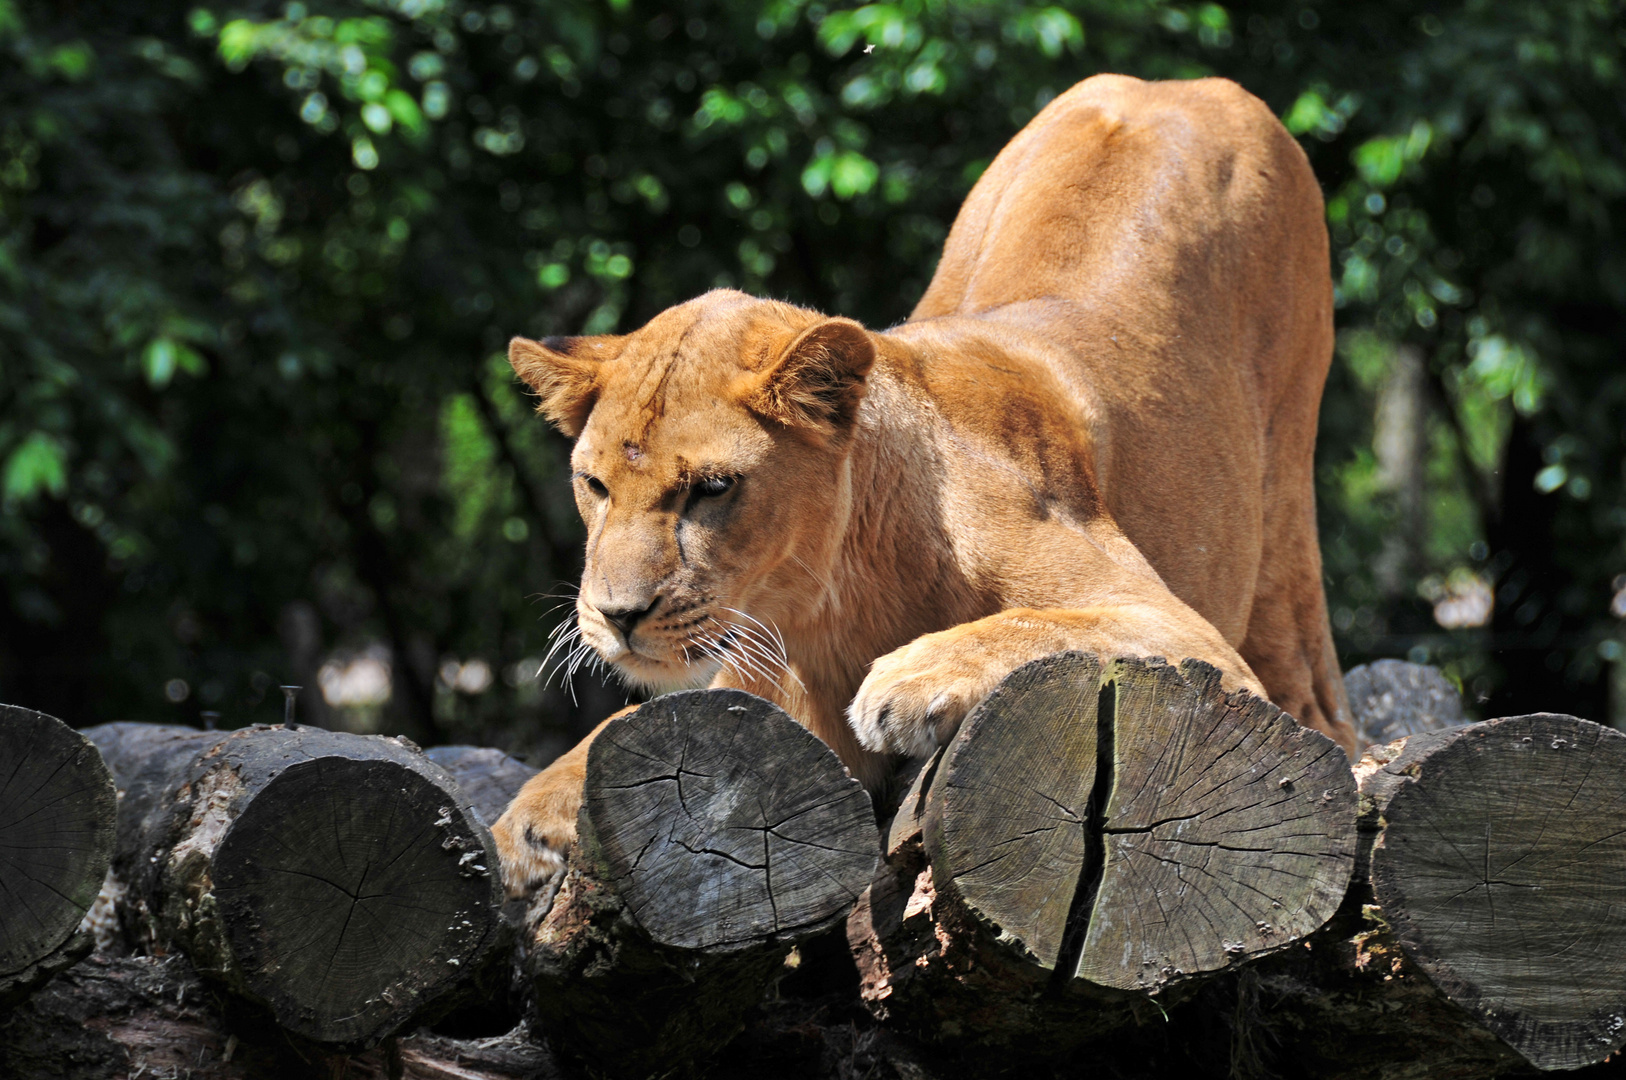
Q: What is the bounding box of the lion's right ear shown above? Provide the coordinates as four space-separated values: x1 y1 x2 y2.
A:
508 335 624 438
745 318 876 437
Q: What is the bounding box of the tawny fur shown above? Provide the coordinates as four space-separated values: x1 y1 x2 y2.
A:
493 75 1356 898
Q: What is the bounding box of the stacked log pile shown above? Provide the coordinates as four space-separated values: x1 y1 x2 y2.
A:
4 657 1625 1080
1247 712 1626 1078
81 721 510 1048
847 654 1359 1053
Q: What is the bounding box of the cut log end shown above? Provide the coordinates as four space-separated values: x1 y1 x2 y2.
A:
581 688 881 950
927 653 1358 994
0 705 117 1002
84 722 507 1048
529 688 881 1077
1370 712 1626 1071
1344 659 1468 747
213 755 502 1046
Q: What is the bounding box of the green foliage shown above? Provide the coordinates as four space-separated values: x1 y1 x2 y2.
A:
2 0 1623 750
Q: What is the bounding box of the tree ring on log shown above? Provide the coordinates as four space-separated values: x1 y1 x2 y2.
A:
1370 713 1626 1071
211 755 499 1046
0 705 116 999
927 652 1357 995
579 688 880 951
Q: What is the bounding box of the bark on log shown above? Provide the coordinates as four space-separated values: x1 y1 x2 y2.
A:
1245 712 1626 1076
0 951 560 1080
522 688 880 1078
83 722 507 1049
424 745 538 827
0 705 117 1008
849 653 1358 1052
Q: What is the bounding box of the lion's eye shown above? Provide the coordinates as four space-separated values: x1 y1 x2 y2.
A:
694 475 735 498
581 474 608 497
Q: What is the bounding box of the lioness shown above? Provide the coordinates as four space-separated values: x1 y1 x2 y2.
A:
493 74 1356 896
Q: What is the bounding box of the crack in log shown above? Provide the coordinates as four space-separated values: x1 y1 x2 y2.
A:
1050 679 1115 988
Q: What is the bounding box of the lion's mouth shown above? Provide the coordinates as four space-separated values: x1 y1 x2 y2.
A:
576 605 797 697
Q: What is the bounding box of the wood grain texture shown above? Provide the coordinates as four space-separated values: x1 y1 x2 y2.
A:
580 688 879 950
0 705 116 1005
527 689 880 1077
926 653 1356 998
1370 713 1626 1071
83 722 506 1048
1083 657 1357 990
925 651 1101 970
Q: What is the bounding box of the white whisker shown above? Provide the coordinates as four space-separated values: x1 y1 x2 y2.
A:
716 606 801 694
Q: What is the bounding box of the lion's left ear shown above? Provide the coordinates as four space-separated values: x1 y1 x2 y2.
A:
509 334 624 438
746 318 875 436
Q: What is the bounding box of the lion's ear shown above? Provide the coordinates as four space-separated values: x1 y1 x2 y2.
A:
508 335 623 438
746 318 875 436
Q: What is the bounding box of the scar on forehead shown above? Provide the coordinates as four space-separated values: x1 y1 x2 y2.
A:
623 440 642 462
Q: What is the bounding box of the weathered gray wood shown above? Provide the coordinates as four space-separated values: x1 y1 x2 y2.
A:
524 688 879 1077
83 722 506 1048
1232 714 1626 1078
1344 659 1467 746
1369 713 1626 1071
0 705 116 1008
425 745 538 827
0 952 560 1080
1082 657 1357 986
854 652 1357 1051
932 654 1356 989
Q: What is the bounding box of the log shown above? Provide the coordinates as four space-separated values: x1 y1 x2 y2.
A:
0 951 561 1080
1245 712 1626 1076
424 745 538 827
0 705 117 1007
83 722 507 1049
849 653 1358 1052
522 688 881 1078
1344 658 1468 746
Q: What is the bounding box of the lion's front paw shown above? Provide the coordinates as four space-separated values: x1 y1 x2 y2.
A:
847 629 1018 757
491 769 581 900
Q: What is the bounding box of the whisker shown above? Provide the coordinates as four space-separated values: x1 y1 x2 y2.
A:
721 607 801 691
541 620 587 692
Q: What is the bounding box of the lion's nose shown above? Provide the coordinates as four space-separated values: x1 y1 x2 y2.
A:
600 598 660 638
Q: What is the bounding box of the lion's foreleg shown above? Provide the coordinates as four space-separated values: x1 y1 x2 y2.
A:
492 709 631 899
846 603 1261 757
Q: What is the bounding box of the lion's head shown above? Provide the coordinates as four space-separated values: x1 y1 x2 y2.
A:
510 290 875 694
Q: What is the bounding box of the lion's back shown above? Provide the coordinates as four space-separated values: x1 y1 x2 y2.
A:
908 75 1337 686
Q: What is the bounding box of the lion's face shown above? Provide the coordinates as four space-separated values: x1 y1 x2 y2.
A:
510 291 875 694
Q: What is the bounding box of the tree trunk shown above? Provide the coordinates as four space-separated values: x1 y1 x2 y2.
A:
0 705 116 1008
848 653 1359 1055
522 688 881 1078
1246 711 1626 1076
83 722 507 1049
